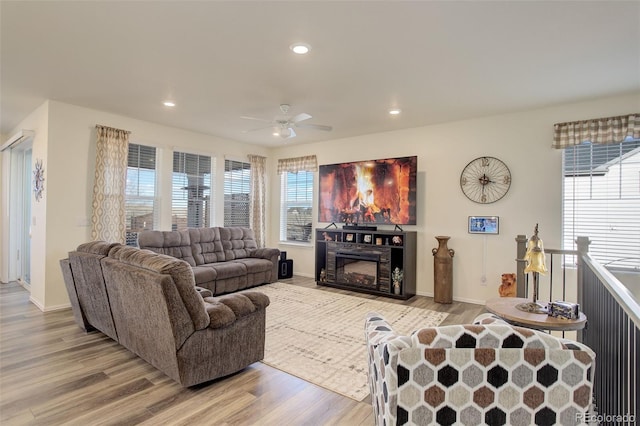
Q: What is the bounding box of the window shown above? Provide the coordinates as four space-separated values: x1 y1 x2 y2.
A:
280 171 313 242
224 159 251 227
172 152 213 230
125 144 157 245
563 138 640 270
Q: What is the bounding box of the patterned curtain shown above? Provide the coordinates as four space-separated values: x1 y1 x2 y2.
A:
553 113 640 148
91 125 130 243
248 154 267 248
277 155 318 174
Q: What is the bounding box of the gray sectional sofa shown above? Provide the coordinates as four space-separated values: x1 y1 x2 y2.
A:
60 239 270 387
138 227 280 295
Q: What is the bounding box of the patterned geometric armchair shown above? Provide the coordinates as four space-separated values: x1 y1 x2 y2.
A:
365 313 595 426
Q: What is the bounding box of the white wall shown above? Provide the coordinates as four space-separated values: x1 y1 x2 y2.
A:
268 92 640 304
2 101 270 310
0 102 50 306
2 93 637 310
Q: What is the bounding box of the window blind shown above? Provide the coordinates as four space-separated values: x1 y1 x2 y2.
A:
125 143 157 245
172 152 213 230
563 138 640 270
224 159 251 227
280 171 313 242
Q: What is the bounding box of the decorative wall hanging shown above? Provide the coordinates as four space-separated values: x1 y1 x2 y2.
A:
33 158 45 202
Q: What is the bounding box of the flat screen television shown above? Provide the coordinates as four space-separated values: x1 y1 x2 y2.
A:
318 156 417 225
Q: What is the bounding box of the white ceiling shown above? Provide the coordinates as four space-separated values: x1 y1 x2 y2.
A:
2 1 639 147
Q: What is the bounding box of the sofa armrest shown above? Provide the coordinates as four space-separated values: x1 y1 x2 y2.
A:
249 248 280 261
365 312 412 349
203 291 270 329
194 286 213 298
365 312 398 345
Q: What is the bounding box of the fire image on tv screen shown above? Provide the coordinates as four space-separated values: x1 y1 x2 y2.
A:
318 156 417 225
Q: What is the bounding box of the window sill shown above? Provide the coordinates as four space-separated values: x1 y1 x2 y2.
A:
279 241 313 248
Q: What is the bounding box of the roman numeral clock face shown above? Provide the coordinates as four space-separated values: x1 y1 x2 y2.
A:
460 156 511 204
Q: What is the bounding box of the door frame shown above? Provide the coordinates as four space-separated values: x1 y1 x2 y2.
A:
1 132 34 287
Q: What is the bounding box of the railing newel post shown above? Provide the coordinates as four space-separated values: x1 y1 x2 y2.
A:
515 234 528 298
576 236 591 343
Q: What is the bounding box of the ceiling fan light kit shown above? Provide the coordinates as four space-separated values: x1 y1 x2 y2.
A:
241 104 332 140
277 126 295 139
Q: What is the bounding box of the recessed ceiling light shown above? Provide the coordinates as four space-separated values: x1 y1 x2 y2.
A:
163 101 176 107
290 43 311 54
389 108 401 115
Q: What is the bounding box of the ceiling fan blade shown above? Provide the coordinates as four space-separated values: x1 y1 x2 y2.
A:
295 123 333 131
291 113 312 123
240 116 273 123
241 125 273 134
288 127 297 139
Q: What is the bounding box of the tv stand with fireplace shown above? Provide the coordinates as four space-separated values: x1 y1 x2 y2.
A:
315 228 416 299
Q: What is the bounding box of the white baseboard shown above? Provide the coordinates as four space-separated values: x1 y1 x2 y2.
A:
415 290 484 306
29 296 45 311
28 296 71 312
292 272 314 279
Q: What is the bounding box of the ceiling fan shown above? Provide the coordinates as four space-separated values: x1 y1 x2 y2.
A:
241 104 332 139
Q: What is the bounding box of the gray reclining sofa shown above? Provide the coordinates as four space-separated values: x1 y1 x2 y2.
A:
60 239 270 387
138 227 280 295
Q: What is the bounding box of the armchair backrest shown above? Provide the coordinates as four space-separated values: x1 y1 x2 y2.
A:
107 245 209 332
366 314 595 426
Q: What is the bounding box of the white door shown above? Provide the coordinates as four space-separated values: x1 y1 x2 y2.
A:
5 141 33 288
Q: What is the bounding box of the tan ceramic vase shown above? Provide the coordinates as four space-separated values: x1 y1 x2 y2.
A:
432 236 454 304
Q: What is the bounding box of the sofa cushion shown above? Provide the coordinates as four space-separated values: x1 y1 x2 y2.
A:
189 227 225 265
203 292 270 329
138 230 196 267
192 265 217 286
232 258 274 274
207 261 247 280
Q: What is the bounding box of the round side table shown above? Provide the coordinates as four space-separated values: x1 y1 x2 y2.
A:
485 297 587 331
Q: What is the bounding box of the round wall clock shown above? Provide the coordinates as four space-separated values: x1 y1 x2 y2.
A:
33 159 45 202
460 156 511 204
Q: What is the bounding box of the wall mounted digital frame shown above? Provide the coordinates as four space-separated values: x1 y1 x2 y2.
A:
468 216 499 234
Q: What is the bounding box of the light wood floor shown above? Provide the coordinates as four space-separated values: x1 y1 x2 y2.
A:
0 276 485 425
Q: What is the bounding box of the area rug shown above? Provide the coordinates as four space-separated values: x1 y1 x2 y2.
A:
253 282 448 401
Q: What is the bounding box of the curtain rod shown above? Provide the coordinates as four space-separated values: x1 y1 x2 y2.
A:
554 113 638 127
95 124 131 134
